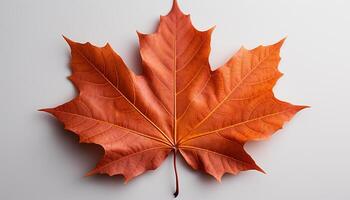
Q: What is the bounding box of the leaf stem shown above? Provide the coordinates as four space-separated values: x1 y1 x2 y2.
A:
173 149 179 198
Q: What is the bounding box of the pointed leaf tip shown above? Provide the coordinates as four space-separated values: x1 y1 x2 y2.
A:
297 105 310 111
204 25 216 35
172 0 179 10
256 165 266 174
167 0 185 16
62 35 75 47
274 37 287 49
39 108 52 113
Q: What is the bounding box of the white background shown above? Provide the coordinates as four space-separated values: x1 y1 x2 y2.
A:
1 0 349 199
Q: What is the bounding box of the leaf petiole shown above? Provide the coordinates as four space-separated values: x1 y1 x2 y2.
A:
173 149 179 198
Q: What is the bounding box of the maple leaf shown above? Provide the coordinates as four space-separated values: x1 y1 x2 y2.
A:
41 0 307 197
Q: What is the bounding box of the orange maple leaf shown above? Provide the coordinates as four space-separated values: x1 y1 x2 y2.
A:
41 0 307 197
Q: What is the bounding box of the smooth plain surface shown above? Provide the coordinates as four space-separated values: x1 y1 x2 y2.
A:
0 0 349 199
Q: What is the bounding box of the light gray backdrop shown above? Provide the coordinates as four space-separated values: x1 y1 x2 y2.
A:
0 0 349 199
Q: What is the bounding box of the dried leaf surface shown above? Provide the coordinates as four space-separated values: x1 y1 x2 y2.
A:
42 0 307 184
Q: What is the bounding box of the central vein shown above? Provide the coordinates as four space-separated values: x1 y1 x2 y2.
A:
173 14 178 146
